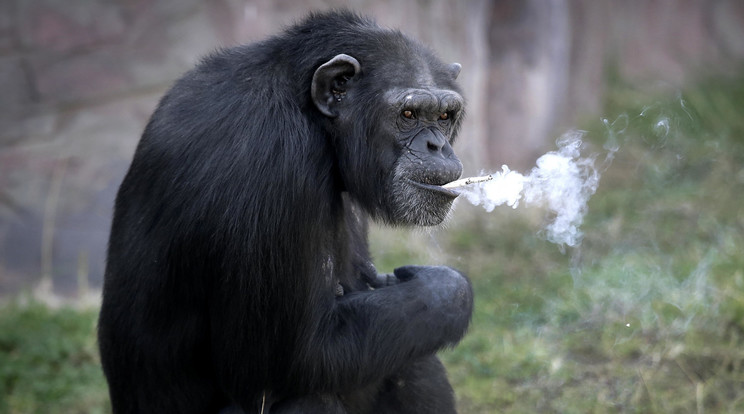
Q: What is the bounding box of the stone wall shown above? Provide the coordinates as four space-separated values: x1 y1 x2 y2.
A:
0 0 742 297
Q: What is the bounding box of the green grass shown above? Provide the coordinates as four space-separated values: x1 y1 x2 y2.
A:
0 300 110 414
1 72 744 413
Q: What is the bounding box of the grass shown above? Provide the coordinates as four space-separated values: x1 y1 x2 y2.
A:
1 72 743 413
0 300 109 413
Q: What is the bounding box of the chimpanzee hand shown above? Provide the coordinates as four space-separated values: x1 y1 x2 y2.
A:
393 265 474 346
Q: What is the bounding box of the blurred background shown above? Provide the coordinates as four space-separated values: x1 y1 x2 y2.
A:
1 0 743 412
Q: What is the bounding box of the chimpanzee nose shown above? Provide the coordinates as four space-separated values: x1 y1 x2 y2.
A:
426 130 446 154
412 128 452 158
408 127 462 183
426 138 443 154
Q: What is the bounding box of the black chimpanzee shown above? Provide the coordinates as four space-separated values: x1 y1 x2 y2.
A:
98 10 473 414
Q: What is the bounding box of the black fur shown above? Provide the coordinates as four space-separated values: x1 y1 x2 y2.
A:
98 11 473 413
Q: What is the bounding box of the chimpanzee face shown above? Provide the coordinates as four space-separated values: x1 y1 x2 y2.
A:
312 53 465 226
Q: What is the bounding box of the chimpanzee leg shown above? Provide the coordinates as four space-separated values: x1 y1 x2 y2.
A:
220 394 346 414
370 355 457 414
220 357 453 414
269 394 346 414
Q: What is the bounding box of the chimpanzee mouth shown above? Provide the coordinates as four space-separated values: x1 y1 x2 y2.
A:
405 179 460 198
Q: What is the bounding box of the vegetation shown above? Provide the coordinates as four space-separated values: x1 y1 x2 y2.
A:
0 301 109 413
1 73 743 413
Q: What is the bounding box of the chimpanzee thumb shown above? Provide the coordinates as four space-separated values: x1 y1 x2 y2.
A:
392 265 422 282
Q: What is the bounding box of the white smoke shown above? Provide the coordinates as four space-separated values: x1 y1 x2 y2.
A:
460 130 607 247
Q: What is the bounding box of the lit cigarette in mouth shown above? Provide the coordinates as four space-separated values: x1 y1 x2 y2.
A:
441 174 493 189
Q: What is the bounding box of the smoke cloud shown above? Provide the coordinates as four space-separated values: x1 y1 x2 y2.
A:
460 130 610 247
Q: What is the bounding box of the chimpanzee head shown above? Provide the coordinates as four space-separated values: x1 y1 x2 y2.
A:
311 38 465 227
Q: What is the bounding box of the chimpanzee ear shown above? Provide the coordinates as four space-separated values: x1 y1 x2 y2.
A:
449 63 462 80
311 54 361 118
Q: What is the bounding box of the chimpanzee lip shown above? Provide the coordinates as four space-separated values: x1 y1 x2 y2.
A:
405 179 460 198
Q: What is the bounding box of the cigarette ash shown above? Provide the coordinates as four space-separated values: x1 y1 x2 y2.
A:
460 130 607 247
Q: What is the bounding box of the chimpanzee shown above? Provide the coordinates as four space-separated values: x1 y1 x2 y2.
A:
98 10 473 414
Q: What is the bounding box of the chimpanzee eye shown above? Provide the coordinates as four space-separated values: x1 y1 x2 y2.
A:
439 112 449 121
402 110 414 119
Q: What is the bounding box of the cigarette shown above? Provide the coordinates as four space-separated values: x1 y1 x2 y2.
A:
441 174 493 189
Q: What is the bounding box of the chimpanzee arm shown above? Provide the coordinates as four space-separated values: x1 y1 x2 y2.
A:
287 265 473 394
